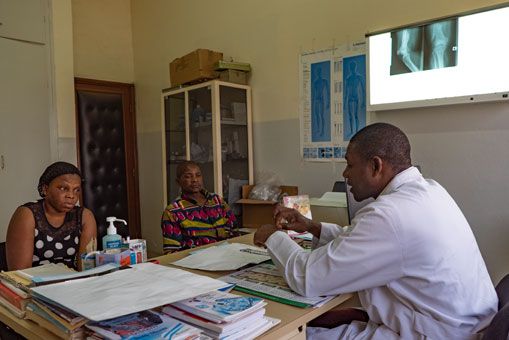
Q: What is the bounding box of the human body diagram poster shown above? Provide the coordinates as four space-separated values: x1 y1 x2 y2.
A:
300 43 368 161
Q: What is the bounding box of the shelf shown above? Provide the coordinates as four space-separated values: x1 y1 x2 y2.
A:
167 159 188 164
222 158 248 162
221 120 247 126
191 120 247 128
163 82 252 205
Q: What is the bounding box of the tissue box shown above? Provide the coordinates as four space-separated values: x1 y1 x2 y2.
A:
96 249 131 267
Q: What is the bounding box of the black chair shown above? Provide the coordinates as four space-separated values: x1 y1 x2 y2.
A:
0 242 7 272
482 273 509 339
332 181 346 193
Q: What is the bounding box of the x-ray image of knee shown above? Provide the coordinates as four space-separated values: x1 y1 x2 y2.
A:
390 18 458 75
311 61 331 142
343 55 366 141
424 19 458 70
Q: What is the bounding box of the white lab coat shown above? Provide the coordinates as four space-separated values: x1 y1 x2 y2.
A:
265 167 497 339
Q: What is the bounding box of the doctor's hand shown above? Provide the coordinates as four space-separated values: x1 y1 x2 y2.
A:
274 205 312 233
274 205 322 238
254 224 280 247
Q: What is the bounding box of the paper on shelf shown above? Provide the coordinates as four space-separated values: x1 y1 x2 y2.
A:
172 243 270 271
31 262 230 321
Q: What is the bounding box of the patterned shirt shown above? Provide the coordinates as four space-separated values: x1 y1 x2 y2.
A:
23 200 82 269
161 190 237 253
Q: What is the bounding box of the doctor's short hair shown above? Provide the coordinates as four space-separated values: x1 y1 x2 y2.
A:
176 161 201 179
349 123 411 171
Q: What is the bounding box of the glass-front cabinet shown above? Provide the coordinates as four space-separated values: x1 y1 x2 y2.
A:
162 80 253 209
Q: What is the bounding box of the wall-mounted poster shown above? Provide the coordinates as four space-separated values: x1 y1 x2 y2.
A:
300 42 368 162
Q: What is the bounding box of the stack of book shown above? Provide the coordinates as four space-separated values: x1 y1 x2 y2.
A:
85 310 203 340
0 278 30 318
0 264 71 317
25 299 87 339
163 290 280 339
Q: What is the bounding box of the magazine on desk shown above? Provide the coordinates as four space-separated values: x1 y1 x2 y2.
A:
218 262 334 308
171 290 266 323
86 310 203 340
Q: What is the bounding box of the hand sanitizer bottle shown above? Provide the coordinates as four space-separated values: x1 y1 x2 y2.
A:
103 217 127 253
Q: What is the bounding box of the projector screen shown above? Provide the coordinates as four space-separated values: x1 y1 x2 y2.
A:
368 5 509 110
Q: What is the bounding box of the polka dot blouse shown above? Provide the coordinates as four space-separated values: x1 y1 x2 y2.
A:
23 200 83 270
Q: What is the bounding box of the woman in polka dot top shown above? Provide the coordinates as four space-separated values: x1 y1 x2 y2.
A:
6 162 97 271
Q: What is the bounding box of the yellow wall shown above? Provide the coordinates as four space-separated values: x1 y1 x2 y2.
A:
72 0 135 84
129 0 509 282
68 0 509 281
51 0 75 140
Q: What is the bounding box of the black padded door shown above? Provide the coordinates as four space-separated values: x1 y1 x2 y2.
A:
76 91 129 244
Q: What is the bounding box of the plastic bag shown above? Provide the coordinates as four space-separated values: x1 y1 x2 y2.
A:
249 171 283 201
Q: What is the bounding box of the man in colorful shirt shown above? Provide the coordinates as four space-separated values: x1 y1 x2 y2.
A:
161 161 237 253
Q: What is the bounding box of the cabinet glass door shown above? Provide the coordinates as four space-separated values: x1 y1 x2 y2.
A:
164 92 186 203
219 85 249 212
188 86 215 193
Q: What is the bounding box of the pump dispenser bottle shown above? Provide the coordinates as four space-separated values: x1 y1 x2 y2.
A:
103 217 127 253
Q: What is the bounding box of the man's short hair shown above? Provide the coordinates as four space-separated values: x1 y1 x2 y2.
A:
350 123 411 171
176 161 201 179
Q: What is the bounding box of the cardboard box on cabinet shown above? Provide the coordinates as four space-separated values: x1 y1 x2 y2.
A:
169 49 223 86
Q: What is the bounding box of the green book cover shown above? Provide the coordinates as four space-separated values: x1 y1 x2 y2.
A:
233 286 310 308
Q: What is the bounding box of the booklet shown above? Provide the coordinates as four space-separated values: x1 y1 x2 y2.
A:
162 305 265 336
86 310 202 340
282 194 312 219
171 290 266 323
219 262 334 308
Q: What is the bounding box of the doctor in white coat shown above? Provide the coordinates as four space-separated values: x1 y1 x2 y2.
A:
254 123 497 339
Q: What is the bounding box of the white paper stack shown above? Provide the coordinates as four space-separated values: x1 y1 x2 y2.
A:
31 262 231 321
171 243 270 271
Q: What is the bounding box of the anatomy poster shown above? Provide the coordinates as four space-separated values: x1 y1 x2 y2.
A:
300 42 367 161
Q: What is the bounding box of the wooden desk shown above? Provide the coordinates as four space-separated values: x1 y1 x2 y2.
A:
0 234 352 340
156 233 352 340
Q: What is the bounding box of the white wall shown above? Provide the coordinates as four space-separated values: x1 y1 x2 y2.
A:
130 0 509 282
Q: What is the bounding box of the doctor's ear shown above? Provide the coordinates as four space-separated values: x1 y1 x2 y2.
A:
372 156 383 174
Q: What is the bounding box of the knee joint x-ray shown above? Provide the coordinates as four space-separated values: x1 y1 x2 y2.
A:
390 18 458 75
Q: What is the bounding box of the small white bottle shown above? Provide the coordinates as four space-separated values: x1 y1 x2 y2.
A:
103 217 127 253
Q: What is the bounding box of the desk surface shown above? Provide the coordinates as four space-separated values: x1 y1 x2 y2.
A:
0 234 351 340
156 233 352 340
